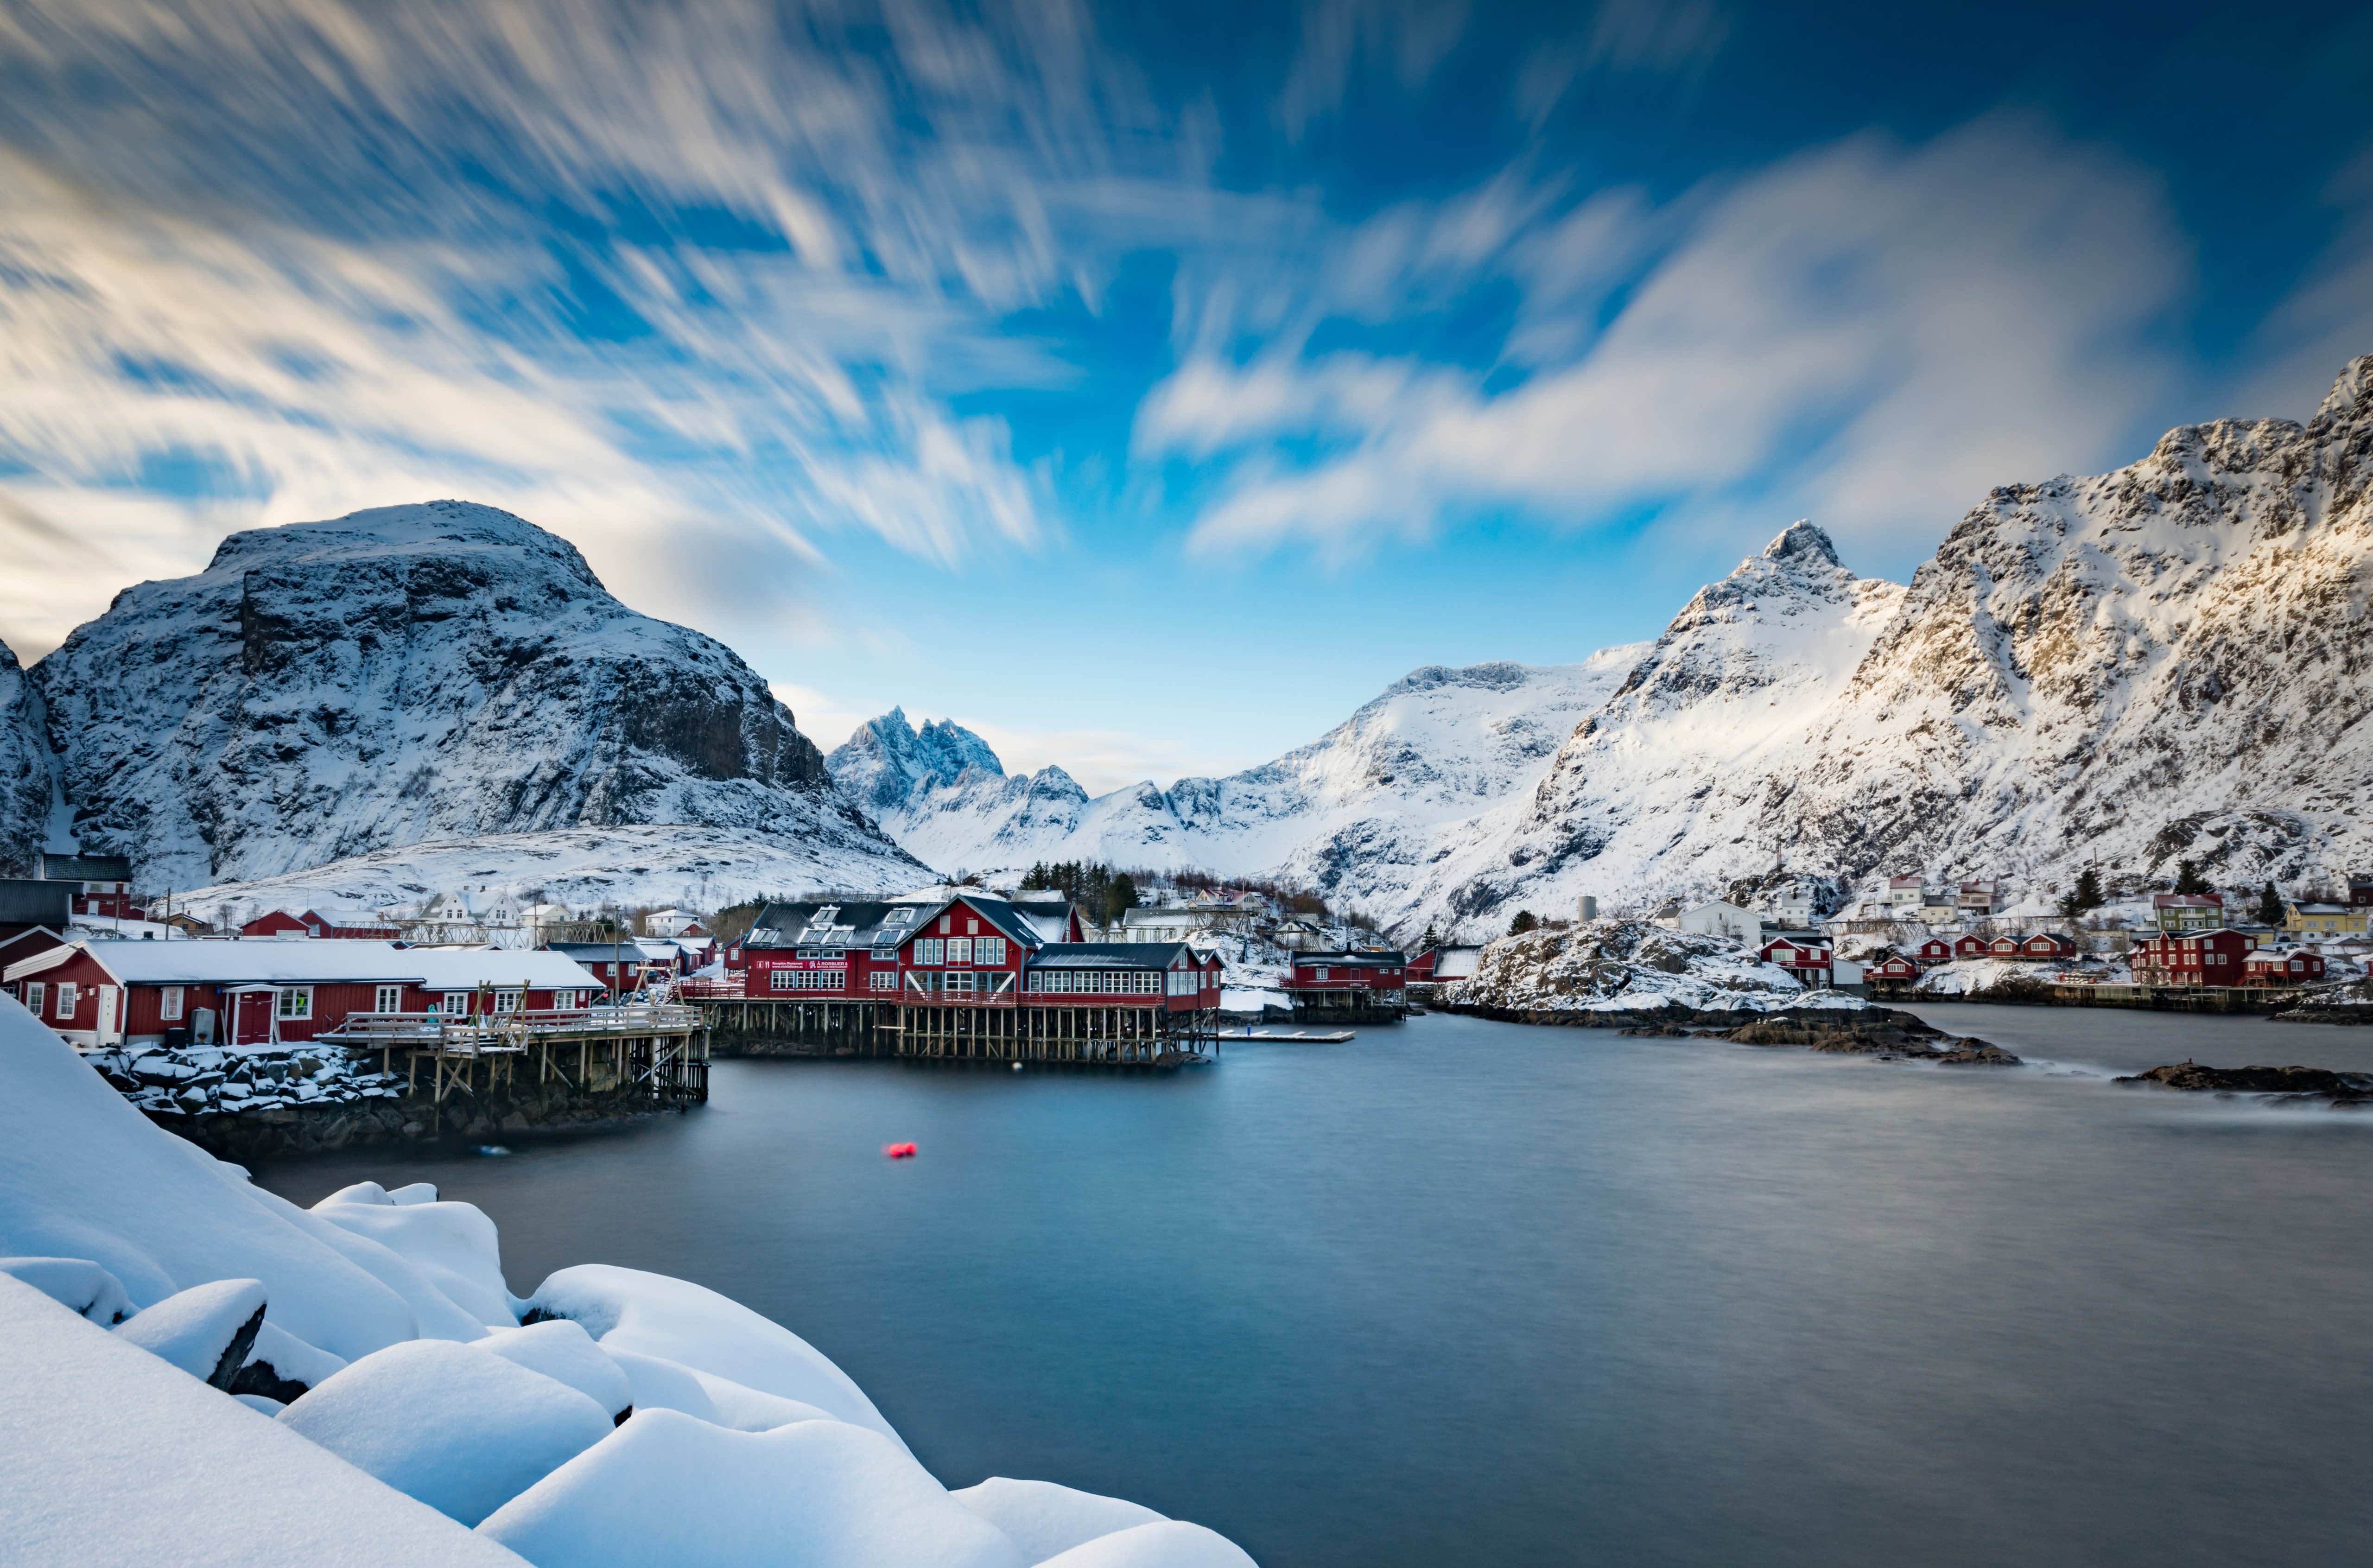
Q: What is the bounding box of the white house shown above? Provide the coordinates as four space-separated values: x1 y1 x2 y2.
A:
1120 907 1225 945
644 908 704 938
1677 900 1763 948
1761 884 1815 927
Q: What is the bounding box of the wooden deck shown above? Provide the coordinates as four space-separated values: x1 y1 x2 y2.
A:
316 1005 711 1103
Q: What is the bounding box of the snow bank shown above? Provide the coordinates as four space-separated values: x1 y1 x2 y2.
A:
1914 959 2057 998
0 995 425 1360
114 1277 265 1386
0 1274 527 1567
279 1339 615 1525
477 1409 1025 1568
952 1477 1167 1564
527 1264 901 1446
479 1320 634 1419
245 1316 348 1391
313 1181 516 1328
1034 1522 1260 1568
0 1255 134 1323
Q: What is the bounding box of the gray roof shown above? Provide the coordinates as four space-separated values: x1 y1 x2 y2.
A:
1031 942 1216 971
1288 949 1407 968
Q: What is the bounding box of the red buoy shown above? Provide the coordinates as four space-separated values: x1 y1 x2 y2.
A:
883 1142 918 1159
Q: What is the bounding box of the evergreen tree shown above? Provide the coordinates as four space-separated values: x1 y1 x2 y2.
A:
1104 872 1142 927
2173 858 2210 895
1020 861 1051 891
2074 865 2103 912
1419 920 1442 951
2257 881 2286 926
1509 909 1539 936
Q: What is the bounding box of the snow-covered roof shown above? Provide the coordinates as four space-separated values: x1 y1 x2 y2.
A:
4 940 595 989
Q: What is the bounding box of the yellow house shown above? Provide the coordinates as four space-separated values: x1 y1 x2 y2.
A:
2284 902 2370 935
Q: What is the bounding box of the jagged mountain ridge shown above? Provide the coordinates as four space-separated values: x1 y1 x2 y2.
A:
826 708 1004 820
1454 353 2373 926
34 501 926 890
836 649 1648 889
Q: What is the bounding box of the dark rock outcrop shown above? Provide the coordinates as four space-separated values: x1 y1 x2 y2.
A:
2115 1061 2373 1101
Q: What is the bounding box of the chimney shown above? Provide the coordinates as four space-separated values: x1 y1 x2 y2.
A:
1578 896 1599 923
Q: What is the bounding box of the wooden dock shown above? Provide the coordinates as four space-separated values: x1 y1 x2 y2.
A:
1237 1028 1355 1043
316 1004 711 1104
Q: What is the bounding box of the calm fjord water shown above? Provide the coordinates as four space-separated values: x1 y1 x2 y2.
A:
260 1008 2373 1567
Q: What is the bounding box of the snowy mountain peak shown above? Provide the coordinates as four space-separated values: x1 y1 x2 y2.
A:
1761 520 1843 567
34 500 921 890
826 709 1005 820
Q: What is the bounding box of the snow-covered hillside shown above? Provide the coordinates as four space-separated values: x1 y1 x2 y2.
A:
835 650 1646 892
0 638 53 875
32 502 922 892
1460 353 2373 925
172 824 931 929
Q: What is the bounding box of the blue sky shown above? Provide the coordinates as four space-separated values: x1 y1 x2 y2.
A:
1 0 2369 789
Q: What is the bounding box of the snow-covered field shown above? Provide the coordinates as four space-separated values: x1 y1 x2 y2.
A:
174 824 929 927
0 994 1257 1566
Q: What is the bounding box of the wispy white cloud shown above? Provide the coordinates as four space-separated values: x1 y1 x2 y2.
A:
1153 116 2193 563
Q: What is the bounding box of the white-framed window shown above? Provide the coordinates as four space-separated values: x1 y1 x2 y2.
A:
442 991 470 1014
870 972 896 992
25 981 44 1016
57 982 79 1018
946 938 972 965
278 987 312 1020
914 939 944 965
966 917 978 934
374 984 403 1014
938 914 951 933
944 971 975 994
770 968 795 991
495 990 521 1013
160 986 185 1022
977 937 1005 966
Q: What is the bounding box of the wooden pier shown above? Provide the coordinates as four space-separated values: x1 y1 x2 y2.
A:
2048 983 2327 1014
684 994 1219 1067
316 1004 711 1104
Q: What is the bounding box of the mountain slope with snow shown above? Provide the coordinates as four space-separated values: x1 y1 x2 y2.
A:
1456 354 2373 925
34 502 924 891
826 710 1003 821
0 639 53 875
838 649 1648 893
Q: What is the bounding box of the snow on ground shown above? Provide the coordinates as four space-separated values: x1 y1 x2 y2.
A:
1913 959 2065 997
90 1040 405 1124
0 1274 526 1567
1444 921 1858 1016
175 823 929 931
0 991 1256 1562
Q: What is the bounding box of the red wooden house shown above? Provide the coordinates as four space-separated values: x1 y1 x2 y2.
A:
2242 948 2327 986
2012 932 2077 961
5 940 601 1050
1866 954 1923 984
1761 937 1832 986
240 908 402 940
1953 933 1992 959
1915 937 1956 964
240 910 312 938
2129 929 2252 987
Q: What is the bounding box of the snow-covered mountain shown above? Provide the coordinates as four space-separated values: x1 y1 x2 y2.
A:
0 639 55 875
1458 353 2373 924
826 710 1004 821
837 353 2373 939
834 650 1647 893
32 502 925 891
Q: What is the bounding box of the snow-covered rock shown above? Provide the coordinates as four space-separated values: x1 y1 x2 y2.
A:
30 500 923 891
951 1477 1168 1565
312 1182 516 1329
476 1409 1026 1568
279 1338 615 1525
241 1317 349 1398
0 1274 527 1567
526 1264 901 1447
0 1255 134 1324
1444 920 1853 1017
477 1320 634 1421
1033 1522 1260 1568
113 1277 266 1388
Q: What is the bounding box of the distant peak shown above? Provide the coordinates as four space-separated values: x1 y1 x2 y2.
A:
1760 521 1841 567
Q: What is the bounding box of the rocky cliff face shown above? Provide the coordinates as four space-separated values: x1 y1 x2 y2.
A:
37 501 920 889
0 639 55 876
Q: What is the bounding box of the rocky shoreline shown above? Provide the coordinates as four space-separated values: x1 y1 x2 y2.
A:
2114 1060 2373 1105
1445 1001 2022 1064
